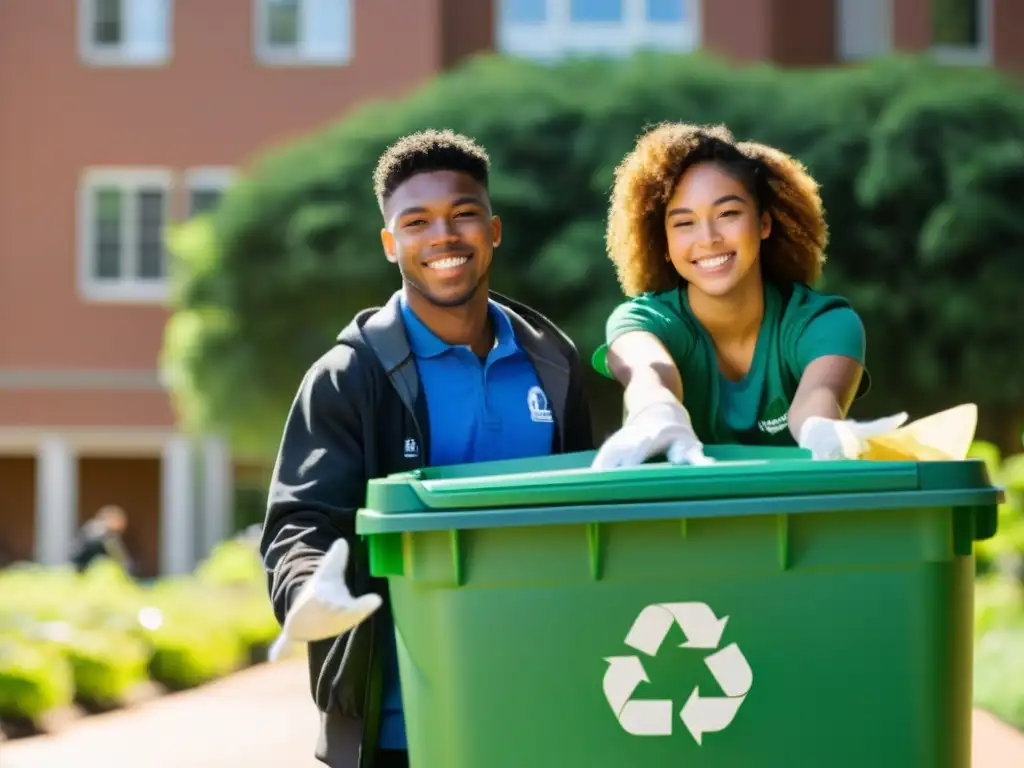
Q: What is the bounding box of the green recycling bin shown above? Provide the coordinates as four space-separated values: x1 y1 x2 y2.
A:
356 446 1000 768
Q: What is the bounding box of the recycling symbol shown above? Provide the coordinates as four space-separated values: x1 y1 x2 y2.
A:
602 602 752 744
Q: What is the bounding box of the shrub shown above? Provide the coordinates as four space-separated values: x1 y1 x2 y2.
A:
0 535 279 723
0 635 74 724
974 626 1024 730
164 52 1024 454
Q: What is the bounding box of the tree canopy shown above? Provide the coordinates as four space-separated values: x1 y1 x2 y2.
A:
163 52 1024 458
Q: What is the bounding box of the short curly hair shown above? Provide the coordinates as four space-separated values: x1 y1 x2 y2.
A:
373 129 491 212
606 122 828 297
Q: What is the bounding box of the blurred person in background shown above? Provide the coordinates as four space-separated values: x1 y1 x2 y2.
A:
261 129 593 768
591 122 905 469
70 504 134 574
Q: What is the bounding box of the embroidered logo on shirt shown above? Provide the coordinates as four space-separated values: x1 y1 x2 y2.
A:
403 438 419 458
757 414 789 435
527 386 553 423
756 398 790 435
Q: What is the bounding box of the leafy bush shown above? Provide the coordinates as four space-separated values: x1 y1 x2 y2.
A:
141 577 255 689
975 576 1024 638
972 449 1024 731
164 51 1024 455
195 539 267 588
145 622 245 691
0 635 74 723
55 628 150 707
974 626 1024 730
0 534 278 726
972 442 1024 577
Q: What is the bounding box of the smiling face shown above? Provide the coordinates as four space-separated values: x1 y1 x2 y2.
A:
380 170 501 308
664 161 771 298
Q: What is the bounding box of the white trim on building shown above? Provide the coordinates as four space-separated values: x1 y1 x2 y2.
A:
15 427 234 575
35 436 78 566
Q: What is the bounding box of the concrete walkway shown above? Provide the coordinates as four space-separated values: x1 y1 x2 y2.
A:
973 709 1024 767
3 659 1024 767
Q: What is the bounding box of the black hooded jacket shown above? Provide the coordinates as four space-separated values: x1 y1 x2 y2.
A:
260 290 594 767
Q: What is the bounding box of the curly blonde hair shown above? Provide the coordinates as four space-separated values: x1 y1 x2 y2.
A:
606 122 828 297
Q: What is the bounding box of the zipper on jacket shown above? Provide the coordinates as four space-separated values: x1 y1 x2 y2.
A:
359 395 426 766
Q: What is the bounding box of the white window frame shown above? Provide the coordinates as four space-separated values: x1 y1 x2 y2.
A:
930 0 992 66
184 167 237 217
78 0 173 68
496 0 700 60
77 168 173 304
253 0 353 66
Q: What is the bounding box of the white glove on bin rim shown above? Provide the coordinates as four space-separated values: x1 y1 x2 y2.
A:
592 399 715 470
268 538 383 662
797 412 910 461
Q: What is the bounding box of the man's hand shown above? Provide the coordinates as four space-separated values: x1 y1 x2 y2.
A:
797 412 909 460
591 399 714 470
267 538 383 662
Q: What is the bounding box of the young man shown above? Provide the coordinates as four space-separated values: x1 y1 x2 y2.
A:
260 129 594 768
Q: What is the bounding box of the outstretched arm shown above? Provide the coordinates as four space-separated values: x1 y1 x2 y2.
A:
787 307 907 458
787 354 863 443
605 331 684 416
593 331 710 468
261 345 368 627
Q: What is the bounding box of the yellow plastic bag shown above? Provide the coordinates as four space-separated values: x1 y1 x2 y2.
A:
858 404 978 462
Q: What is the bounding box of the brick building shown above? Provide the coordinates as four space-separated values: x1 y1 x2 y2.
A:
0 0 1014 577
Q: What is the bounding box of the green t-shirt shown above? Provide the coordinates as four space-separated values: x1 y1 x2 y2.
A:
592 281 868 446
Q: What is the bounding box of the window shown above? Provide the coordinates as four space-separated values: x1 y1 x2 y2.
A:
185 167 236 217
931 0 990 62
836 0 892 61
78 169 172 302
255 0 352 65
79 0 172 66
497 0 697 60
502 0 547 23
570 0 623 23
644 0 685 23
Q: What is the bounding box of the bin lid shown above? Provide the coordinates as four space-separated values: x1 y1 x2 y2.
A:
358 446 1000 534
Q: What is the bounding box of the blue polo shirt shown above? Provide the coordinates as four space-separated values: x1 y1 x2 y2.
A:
378 294 556 750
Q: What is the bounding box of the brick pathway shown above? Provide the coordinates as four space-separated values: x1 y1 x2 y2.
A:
3 660 1023 767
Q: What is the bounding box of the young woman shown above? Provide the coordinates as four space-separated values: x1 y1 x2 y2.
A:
591 122 905 469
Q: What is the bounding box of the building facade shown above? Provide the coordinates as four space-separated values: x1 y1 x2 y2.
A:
0 0 1013 577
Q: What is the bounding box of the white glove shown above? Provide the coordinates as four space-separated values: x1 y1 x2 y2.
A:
592 397 714 470
797 412 910 460
267 538 383 662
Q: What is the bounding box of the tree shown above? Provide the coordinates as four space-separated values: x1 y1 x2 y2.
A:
163 52 1024 458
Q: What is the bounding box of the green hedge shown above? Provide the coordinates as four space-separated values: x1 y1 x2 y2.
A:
972 442 1024 577
0 539 278 728
974 576 1024 731
972 439 1024 730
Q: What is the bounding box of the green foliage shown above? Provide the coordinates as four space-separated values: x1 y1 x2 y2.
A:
194 539 267 588
974 444 1024 575
164 51 1024 455
971 442 1024 728
0 636 74 721
55 628 150 707
974 576 1024 638
974 626 1024 730
144 620 245 691
0 538 277 726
